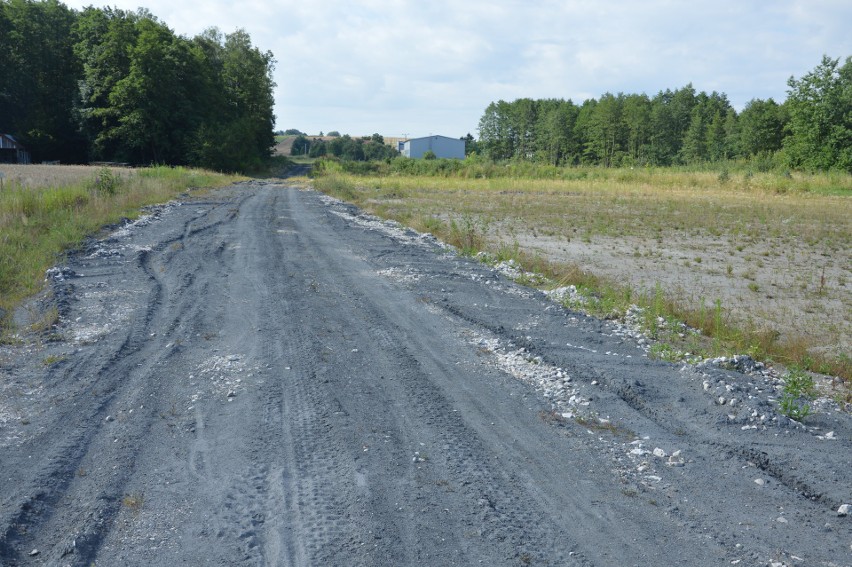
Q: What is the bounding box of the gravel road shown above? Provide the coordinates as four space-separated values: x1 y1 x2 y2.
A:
1 177 850 566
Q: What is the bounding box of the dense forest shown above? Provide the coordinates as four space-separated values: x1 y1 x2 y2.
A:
0 0 275 171
477 55 852 172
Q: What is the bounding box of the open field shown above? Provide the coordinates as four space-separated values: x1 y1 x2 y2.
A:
313 167 851 378
0 164 241 323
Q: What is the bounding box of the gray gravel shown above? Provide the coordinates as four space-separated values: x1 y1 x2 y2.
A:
0 178 850 566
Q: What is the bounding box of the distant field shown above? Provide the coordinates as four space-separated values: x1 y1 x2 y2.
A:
273 135 403 157
314 167 852 378
274 135 334 156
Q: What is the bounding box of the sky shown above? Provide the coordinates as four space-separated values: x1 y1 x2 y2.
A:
60 0 852 139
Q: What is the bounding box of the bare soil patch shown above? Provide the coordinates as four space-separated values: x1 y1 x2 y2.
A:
508 228 850 357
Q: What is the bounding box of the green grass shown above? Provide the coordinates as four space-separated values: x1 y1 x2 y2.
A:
0 165 241 328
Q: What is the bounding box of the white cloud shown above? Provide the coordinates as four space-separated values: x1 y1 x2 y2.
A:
61 0 852 137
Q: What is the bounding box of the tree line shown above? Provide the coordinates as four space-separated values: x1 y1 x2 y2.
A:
478 55 852 172
0 0 276 171
291 133 398 161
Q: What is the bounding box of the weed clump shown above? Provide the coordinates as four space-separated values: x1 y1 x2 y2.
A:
90 167 121 195
778 367 817 421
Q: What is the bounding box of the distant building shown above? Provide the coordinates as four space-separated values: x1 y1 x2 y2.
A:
398 135 464 159
0 134 31 164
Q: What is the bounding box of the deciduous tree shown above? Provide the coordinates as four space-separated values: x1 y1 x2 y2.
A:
784 55 852 171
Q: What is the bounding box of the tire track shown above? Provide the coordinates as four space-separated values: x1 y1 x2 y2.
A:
0 195 249 565
2 181 848 567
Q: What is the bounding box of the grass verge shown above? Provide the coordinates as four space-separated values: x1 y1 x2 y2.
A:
0 165 242 329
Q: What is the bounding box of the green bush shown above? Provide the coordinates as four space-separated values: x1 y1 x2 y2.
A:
90 167 121 195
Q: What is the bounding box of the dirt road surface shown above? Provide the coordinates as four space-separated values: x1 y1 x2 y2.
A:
1 177 850 566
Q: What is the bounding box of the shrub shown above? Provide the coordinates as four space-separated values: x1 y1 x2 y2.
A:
90 167 121 195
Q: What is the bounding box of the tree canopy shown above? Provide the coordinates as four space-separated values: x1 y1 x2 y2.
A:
0 0 275 171
296 134 398 161
477 55 852 172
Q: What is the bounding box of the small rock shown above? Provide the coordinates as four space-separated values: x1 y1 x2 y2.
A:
29 549 39 557
754 478 765 486
653 447 667 458
227 390 236 398
105 415 114 422
776 516 788 523
838 504 850 516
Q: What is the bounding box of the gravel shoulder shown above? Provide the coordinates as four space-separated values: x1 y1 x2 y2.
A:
0 179 849 566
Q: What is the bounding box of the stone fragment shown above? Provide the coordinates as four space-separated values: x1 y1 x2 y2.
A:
666 455 685 467
653 447 667 458
754 478 765 486
838 504 850 516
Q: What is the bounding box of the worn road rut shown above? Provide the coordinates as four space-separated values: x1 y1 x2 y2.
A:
0 179 849 566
